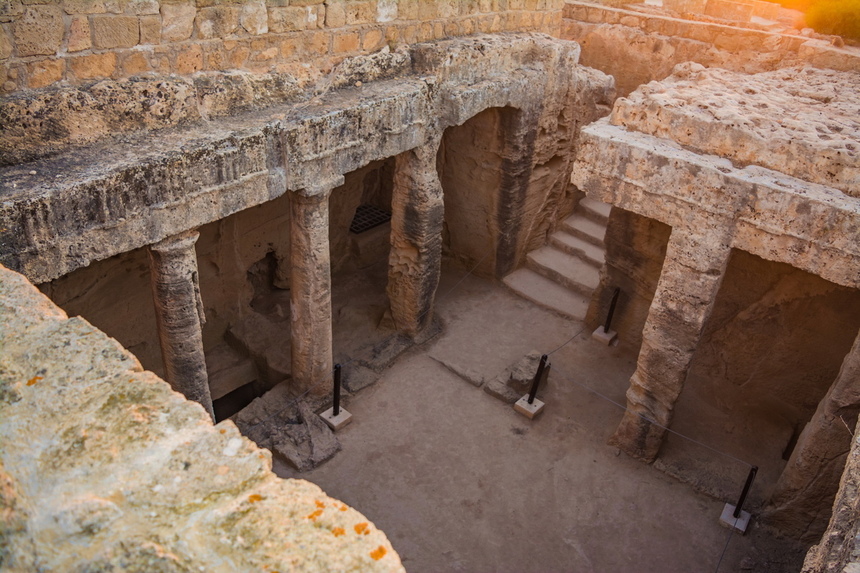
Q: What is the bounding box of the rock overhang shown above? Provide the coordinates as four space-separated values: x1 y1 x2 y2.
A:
0 33 611 284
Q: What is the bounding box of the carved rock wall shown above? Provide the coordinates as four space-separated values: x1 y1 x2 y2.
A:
687 250 860 428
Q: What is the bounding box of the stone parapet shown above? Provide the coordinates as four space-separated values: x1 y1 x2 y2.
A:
0 0 566 94
0 262 404 572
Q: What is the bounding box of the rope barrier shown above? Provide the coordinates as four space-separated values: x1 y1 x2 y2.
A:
232 231 761 571
547 361 754 469
243 241 496 428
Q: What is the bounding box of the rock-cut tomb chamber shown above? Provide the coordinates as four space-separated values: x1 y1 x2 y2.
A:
0 0 859 571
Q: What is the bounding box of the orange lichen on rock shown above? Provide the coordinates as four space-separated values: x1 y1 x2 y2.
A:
315 500 326 508
248 494 263 503
26 376 42 386
306 509 323 520
370 546 387 561
332 527 345 537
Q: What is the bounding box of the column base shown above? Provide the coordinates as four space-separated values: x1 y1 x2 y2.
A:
320 407 353 431
514 395 545 419
608 409 664 463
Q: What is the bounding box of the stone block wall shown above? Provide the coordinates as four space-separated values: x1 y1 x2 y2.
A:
562 1 860 97
0 0 566 94
0 261 405 572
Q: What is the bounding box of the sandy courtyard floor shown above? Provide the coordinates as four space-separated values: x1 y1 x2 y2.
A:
273 262 807 573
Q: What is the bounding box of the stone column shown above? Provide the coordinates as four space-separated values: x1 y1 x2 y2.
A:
609 226 732 462
765 330 860 541
494 107 538 278
148 230 214 420
289 180 339 396
387 141 444 336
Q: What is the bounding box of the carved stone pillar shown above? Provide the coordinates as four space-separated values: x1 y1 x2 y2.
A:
148 230 214 420
609 226 732 462
765 330 860 541
289 180 339 396
387 141 444 336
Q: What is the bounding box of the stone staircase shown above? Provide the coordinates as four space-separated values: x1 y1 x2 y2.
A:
503 197 611 320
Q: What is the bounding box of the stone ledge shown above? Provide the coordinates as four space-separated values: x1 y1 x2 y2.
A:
611 64 860 197
572 119 860 289
0 262 405 572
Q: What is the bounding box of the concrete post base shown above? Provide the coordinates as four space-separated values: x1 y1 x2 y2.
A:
719 503 751 534
592 327 618 345
514 395 545 419
321 407 353 431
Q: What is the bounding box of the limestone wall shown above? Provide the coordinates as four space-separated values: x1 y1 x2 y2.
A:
0 0 564 94
0 262 404 572
562 1 860 97
804 422 860 572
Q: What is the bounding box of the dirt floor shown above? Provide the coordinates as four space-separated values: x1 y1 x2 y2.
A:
272 261 808 573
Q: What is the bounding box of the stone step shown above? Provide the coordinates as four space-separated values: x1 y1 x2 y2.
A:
503 268 590 321
550 230 605 267
207 342 258 401
209 358 258 401
578 197 612 225
527 245 600 298
562 213 606 248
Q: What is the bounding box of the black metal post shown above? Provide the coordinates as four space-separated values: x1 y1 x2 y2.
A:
333 363 342 416
733 465 758 518
528 354 548 405
604 287 621 334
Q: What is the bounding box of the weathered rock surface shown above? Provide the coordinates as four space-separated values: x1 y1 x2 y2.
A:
0 263 403 572
232 383 340 472
0 34 614 290
611 64 860 197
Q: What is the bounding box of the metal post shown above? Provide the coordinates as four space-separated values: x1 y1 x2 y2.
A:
733 465 758 518
528 354 548 405
333 363 342 416
604 287 621 334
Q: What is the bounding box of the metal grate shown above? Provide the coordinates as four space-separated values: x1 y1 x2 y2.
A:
349 204 392 234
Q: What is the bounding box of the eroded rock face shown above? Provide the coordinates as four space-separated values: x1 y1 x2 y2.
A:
0 263 403 572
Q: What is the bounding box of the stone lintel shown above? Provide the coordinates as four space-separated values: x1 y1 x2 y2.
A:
572 121 860 290
0 81 429 285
